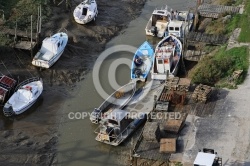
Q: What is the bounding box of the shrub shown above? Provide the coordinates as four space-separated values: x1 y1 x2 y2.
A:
190 46 249 86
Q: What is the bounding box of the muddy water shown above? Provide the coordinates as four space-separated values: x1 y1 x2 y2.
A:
57 0 196 165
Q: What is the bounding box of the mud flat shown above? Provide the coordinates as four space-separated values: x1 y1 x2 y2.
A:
0 0 146 165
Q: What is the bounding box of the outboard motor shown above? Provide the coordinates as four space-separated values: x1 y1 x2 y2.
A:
151 26 158 36
90 108 101 123
3 104 14 117
134 56 143 66
134 68 142 78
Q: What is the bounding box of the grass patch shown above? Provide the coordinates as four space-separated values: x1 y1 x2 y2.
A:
0 0 19 19
219 0 235 5
189 46 249 87
0 34 12 46
238 0 250 42
5 0 52 30
205 18 226 35
225 14 241 33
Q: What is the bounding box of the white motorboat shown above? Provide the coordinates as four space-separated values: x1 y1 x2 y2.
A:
145 6 193 38
3 77 43 117
32 32 68 68
145 7 172 38
94 109 146 146
73 0 98 24
151 35 182 80
90 81 136 124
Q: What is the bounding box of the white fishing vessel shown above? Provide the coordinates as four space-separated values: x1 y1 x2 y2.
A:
3 77 43 117
145 7 171 38
94 109 146 146
32 32 68 68
90 81 136 124
151 35 182 80
73 0 98 24
145 6 193 38
166 10 194 39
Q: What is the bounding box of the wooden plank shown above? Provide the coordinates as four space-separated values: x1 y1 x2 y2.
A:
187 32 228 45
0 27 36 38
160 138 176 153
198 4 240 18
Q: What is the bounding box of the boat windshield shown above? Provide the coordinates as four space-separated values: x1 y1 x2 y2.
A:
108 119 118 125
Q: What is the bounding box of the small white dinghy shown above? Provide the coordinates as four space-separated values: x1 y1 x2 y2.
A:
32 32 68 69
73 0 98 24
3 77 43 117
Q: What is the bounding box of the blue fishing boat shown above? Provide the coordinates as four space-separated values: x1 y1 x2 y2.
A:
131 41 154 81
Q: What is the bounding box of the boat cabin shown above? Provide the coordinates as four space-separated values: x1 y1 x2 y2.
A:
0 75 17 104
145 9 171 37
167 21 183 38
103 109 132 132
42 35 64 56
96 109 133 142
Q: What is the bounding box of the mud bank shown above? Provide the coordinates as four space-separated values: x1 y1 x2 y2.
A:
0 0 146 165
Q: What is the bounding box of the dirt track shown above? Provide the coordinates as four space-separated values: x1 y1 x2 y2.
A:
0 0 146 165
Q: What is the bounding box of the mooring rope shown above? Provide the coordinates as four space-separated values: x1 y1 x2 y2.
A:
13 49 34 77
1 60 13 78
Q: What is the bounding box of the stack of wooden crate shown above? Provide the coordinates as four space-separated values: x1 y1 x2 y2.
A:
166 77 180 91
192 84 212 102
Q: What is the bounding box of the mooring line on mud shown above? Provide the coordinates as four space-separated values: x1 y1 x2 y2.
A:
13 49 34 77
67 44 86 50
1 60 13 78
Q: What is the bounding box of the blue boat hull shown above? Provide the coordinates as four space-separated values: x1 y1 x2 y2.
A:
131 41 154 80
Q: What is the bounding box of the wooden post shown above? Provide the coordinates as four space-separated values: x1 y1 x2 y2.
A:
14 20 17 45
36 5 41 44
37 6 39 34
39 5 42 34
30 15 33 57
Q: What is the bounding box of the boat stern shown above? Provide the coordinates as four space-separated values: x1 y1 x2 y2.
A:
32 59 50 68
3 103 15 117
90 108 101 124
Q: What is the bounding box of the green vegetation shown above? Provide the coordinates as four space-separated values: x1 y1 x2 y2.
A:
174 162 183 166
238 0 250 42
0 0 19 19
225 14 241 33
189 46 249 87
5 0 51 30
191 0 250 88
0 0 52 46
204 0 250 42
219 0 235 5
0 34 12 46
205 18 226 35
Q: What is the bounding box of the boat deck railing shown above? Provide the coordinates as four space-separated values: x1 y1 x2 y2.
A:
15 77 42 91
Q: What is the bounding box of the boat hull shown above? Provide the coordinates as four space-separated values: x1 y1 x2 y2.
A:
95 115 146 146
90 82 136 124
32 48 65 68
3 77 43 117
131 41 154 81
32 32 68 69
73 0 98 24
151 35 182 80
